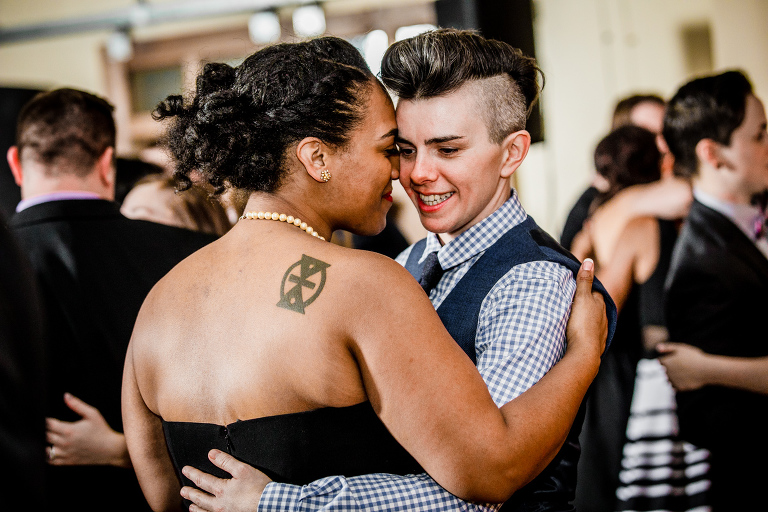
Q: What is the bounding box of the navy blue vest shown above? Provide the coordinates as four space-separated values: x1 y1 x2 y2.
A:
404 215 617 511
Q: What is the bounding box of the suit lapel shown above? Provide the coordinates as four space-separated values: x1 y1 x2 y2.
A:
690 200 768 283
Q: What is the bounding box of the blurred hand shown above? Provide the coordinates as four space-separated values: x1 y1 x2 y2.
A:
181 449 272 512
46 393 130 467
657 342 708 391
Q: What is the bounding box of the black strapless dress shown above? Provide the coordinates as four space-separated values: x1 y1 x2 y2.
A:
163 401 422 506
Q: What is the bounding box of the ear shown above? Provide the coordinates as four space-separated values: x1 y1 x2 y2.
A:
695 138 725 170
296 137 331 183
499 130 531 179
7 146 23 186
96 147 116 191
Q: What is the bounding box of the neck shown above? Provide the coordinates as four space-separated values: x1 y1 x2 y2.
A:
693 171 753 206
242 192 332 240
21 168 113 201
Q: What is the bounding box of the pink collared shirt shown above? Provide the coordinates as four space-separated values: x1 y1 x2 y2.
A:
694 188 768 260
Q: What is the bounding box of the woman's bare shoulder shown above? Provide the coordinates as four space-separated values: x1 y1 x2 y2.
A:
325 245 423 296
131 244 217 343
624 215 659 234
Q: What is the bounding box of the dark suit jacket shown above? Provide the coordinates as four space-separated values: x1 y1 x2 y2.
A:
0 215 47 510
10 199 217 512
665 198 768 503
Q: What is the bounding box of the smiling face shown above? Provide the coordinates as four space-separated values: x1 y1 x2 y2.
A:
718 94 768 201
395 81 523 240
330 82 400 236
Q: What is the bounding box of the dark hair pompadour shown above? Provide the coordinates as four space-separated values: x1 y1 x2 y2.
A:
662 70 753 178
154 36 376 194
380 28 542 143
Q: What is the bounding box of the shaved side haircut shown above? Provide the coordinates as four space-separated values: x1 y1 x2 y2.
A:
380 28 542 144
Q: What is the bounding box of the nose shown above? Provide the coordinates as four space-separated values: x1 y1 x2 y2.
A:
390 156 400 181
405 152 438 186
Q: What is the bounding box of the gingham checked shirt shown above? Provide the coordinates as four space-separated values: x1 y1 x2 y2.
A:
259 192 576 511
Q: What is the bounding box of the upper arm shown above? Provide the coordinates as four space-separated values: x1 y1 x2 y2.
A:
475 262 574 406
597 217 657 312
569 227 593 262
343 258 513 500
122 331 182 511
343 257 592 502
625 178 692 220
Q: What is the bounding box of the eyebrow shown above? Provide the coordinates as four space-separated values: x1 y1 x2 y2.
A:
395 135 465 145
380 128 398 140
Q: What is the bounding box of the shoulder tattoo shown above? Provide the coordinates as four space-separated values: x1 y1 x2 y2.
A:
277 254 331 314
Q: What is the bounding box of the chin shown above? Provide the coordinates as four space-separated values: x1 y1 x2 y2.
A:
418 215 455 236
350 217 387 237
363 221 388 237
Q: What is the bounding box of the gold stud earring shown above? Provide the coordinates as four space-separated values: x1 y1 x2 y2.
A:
320 169 331 182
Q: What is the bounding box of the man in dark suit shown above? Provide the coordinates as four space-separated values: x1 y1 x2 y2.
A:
0 214 47 510
7 88 216 511
662 70 768 510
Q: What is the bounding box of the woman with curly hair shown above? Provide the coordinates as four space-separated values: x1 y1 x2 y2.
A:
122 36 607 512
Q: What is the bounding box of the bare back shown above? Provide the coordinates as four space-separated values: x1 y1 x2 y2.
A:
130 222 411 425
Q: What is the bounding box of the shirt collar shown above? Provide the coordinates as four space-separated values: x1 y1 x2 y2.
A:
16 191 103 212
694 187 763 241
419 190 527 269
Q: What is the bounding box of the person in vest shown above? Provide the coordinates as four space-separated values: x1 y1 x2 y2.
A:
179 28 616 512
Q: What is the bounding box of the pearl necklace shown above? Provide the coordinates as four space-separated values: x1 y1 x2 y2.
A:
239 211 326 241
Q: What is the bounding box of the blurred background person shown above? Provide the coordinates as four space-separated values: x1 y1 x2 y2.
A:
120 172 232 236
576 125 710 510
0 214 47 510
7 87 217 511
570 125 704 512
560 94 664 251
663 70 768 511
658 343 768 395
114 156 164 205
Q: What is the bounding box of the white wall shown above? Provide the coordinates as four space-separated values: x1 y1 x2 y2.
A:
519 0 768 235
2 0 767 238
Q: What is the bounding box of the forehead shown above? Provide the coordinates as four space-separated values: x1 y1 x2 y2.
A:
395 83 487 140
358 84 397 136
629 102 665 134
741 94 767 127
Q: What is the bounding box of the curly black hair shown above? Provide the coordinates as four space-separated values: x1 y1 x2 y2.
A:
154 37 375 193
